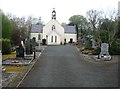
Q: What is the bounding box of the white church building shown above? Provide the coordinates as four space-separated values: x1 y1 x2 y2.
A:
30 8 77 45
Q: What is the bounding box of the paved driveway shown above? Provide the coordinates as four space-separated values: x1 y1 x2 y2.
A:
19 44 118 87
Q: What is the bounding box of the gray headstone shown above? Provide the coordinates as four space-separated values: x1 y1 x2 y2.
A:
30 38 36 48
100 43 109 56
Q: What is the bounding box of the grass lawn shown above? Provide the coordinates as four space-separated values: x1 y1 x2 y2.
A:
4 66 29 73
2 51 16 61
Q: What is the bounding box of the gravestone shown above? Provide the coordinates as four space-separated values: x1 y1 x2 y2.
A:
26 40 33 55
90 39 96 49
81 36 86 45
16 44 24 58
30 39 36 49
100 43 109 56
98 43 111 60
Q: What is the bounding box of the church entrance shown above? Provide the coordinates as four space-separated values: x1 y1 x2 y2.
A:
69 38 73 43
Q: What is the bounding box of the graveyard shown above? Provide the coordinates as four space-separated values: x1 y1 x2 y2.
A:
1 2 119 87
1 34 119 87
2 37 47 87
76 35 119 63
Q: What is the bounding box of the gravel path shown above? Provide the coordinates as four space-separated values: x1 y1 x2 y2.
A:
19 44 118 87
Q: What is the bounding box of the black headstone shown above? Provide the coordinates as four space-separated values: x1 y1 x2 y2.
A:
16 45 24 58
26 40 33 55
30 39 36 49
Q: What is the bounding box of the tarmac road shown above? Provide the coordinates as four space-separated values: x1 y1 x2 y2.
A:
19 44 118 87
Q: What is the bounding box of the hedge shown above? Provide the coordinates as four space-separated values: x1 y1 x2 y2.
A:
0 38 11 55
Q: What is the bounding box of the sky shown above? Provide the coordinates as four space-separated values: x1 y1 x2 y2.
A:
0 0 119 24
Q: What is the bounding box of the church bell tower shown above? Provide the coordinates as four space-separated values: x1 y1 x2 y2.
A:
52 8 56 19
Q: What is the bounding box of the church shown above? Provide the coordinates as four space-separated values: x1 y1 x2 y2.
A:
30 8 77 45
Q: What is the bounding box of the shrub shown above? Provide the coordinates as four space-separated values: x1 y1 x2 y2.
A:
110 39 120 55
0 38 11 55
85 39 92 50
92 47 101 55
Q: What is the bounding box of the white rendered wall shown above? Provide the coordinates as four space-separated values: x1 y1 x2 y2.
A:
65 33 77 43
30 33 43 43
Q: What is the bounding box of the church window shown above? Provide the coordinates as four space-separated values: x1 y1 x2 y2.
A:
55 36 57 42
52 25 55 30
51 36 53 42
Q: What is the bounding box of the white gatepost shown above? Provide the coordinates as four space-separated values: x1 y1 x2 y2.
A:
38 34 41 49
38 40 40 49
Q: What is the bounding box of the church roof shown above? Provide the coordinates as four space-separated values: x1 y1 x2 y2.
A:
31 24 43 33
63 25 76 34
31 24 76 34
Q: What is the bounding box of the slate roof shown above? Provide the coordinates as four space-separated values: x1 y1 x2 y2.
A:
63 25 76 34
31 24 43 33
31 24 76 34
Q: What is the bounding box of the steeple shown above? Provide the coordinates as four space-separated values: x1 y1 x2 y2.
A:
52 8 56 19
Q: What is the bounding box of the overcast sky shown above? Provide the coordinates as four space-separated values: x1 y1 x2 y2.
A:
0 0 119 24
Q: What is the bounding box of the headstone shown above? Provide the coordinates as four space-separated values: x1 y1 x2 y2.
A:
30 39 36 49
98 43 111 60
81 36 86 45
26 40 33 55
16 44 24 58
90 39 96 49
100 43 109 56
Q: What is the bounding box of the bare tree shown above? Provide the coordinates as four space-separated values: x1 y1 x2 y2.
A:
86 9 103 31
102 9 118 46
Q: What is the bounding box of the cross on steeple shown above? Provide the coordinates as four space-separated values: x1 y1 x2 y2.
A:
52 8 56 19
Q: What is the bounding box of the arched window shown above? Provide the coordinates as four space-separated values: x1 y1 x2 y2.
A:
51 36 53 42
52 25 55 30
55 36 57 42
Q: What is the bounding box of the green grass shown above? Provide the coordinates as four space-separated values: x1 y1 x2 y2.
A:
2 51 16 60
4 66 29 72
